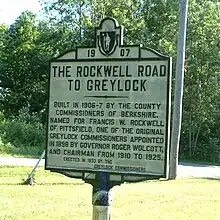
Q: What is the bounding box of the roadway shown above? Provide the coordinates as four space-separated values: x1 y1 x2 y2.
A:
0 157 219 179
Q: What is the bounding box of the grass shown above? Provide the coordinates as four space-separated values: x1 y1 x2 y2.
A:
0 166 220 220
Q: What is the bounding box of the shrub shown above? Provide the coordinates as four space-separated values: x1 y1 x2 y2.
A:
0 108 45 157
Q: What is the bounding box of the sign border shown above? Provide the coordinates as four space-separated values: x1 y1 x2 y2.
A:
45 53 172 180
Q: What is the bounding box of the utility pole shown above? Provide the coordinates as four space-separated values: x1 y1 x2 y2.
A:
169 0 189 179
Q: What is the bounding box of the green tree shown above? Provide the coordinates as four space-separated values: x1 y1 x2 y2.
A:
0 0 219 161
0 11 44 117
181 0 220 161
38 0 220 162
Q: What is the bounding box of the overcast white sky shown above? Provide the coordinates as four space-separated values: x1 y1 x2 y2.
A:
0 0 41 25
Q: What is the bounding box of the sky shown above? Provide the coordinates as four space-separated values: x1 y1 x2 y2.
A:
0 0 42 25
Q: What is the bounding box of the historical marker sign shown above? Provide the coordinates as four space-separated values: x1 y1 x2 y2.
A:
45 18 172 180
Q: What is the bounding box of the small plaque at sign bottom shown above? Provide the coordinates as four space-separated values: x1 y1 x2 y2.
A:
45 17 172 182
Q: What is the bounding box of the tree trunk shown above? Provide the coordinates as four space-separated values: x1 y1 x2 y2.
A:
189 113 192 157
192 124 201 156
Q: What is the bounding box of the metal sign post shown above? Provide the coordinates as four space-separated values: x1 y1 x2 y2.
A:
88 172 113 220
24 150 45 185
45 17 172 219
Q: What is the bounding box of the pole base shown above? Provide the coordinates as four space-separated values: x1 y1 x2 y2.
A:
93 205 111 220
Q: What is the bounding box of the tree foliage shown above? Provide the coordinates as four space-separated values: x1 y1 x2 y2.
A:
0 0 219 161
0 12 46 118
181 0 220 161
